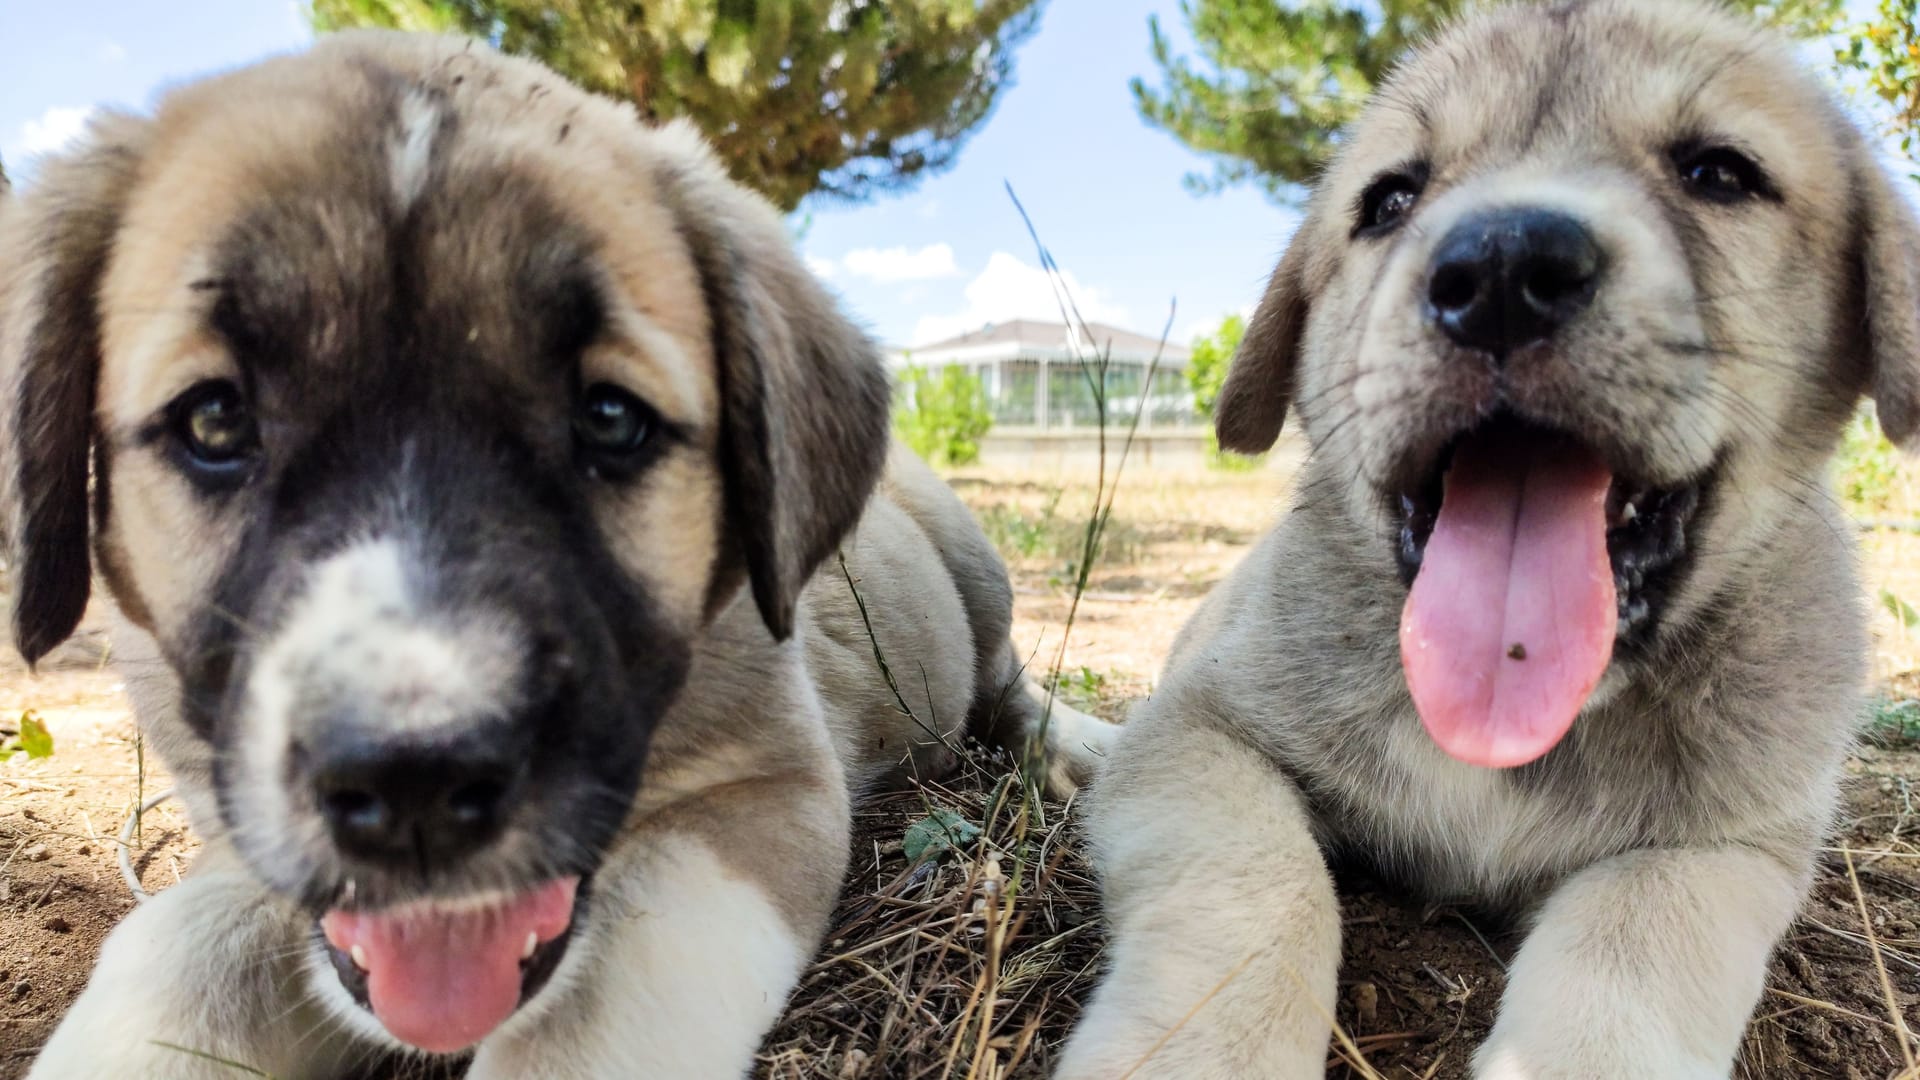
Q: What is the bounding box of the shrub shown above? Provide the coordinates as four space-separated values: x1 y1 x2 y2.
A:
1188 313 1264 471
895 364 993 467
1836 405 1903 516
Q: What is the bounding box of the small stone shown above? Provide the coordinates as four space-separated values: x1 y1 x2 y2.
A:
1804 1015 1837 1054
41 917 70 934
21 843 49 862
1351 981 1379 1025
75 844 89 856
9 982 29 1003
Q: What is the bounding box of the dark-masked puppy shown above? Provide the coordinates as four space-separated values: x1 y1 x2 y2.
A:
6 32 1111 1078
1059 1 1920 1077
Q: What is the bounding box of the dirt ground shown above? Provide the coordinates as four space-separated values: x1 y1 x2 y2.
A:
3 456 1919 1078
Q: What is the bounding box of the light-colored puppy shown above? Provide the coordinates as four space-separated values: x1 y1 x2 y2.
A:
1060 1 1920 1076
2 32 1109 1078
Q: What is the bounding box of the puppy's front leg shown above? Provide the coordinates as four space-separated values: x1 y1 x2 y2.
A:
1476 846 1807 1079
464 769 849 1079
29 852 369 1080
1057 710 1340 1079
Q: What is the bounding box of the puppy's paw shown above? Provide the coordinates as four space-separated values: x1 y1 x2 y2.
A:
1024 686 1120 799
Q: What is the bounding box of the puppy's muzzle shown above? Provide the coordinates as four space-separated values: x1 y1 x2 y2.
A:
1389 205 1715 769
1425 207 1603 356
306 717 532 872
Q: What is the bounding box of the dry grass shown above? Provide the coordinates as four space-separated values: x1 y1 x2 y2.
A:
758 762 1102 1080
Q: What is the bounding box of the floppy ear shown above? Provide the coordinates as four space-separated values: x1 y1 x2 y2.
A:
1215 233 1311 454
1852 147 1920 449
1 116 148 664
653 145 891 641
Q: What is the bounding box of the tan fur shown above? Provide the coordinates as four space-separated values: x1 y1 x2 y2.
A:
3 32 1111 1079
1062 2 1920 1077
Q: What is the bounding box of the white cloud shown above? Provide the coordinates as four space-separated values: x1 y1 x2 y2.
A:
911 251 1131 346
841 242 959 284
1178 303 1258 348
98 42 128 64
1177 318 1220 347
804 255 838 281
8 105 96 164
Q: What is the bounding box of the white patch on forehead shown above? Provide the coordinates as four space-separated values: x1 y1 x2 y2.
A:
388 88 446 212
247 538 523 744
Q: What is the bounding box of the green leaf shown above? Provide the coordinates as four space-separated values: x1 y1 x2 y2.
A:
17 711 52 759
902 808 981 864
1882 589 1920 629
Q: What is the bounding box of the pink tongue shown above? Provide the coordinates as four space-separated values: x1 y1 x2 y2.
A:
1399 431 1617 768
320 876 578 1054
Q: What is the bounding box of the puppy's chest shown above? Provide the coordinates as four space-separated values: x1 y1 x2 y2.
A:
1308 717 1677 905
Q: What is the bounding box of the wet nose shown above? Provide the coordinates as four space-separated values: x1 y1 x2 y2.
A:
1425 208 1602 355
309 725 528 871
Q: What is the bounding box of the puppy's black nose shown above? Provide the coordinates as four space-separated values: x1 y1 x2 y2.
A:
309 726 528 871
1425 208 1602 355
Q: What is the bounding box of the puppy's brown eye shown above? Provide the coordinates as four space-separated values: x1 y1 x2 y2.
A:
1674 144 1774 204
168 379 260 479
1356 170 1427 236
574 383 653 462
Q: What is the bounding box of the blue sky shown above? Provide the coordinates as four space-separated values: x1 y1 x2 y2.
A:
795 0 1293 348
0 2 1899 351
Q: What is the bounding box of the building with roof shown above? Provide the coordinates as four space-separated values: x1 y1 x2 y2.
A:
888 320 1207 468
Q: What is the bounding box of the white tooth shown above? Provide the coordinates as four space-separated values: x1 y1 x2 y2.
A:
350 944 368 971
1620 501 1638 523
522 931 538 960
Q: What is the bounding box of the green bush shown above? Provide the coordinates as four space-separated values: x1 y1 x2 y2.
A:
895 364 993 467
1836 406 1903 516
1188 314 1264 471
978 489 1069 559
1186 313 1241 419
976 492 1145 577
1866 695 1920 748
